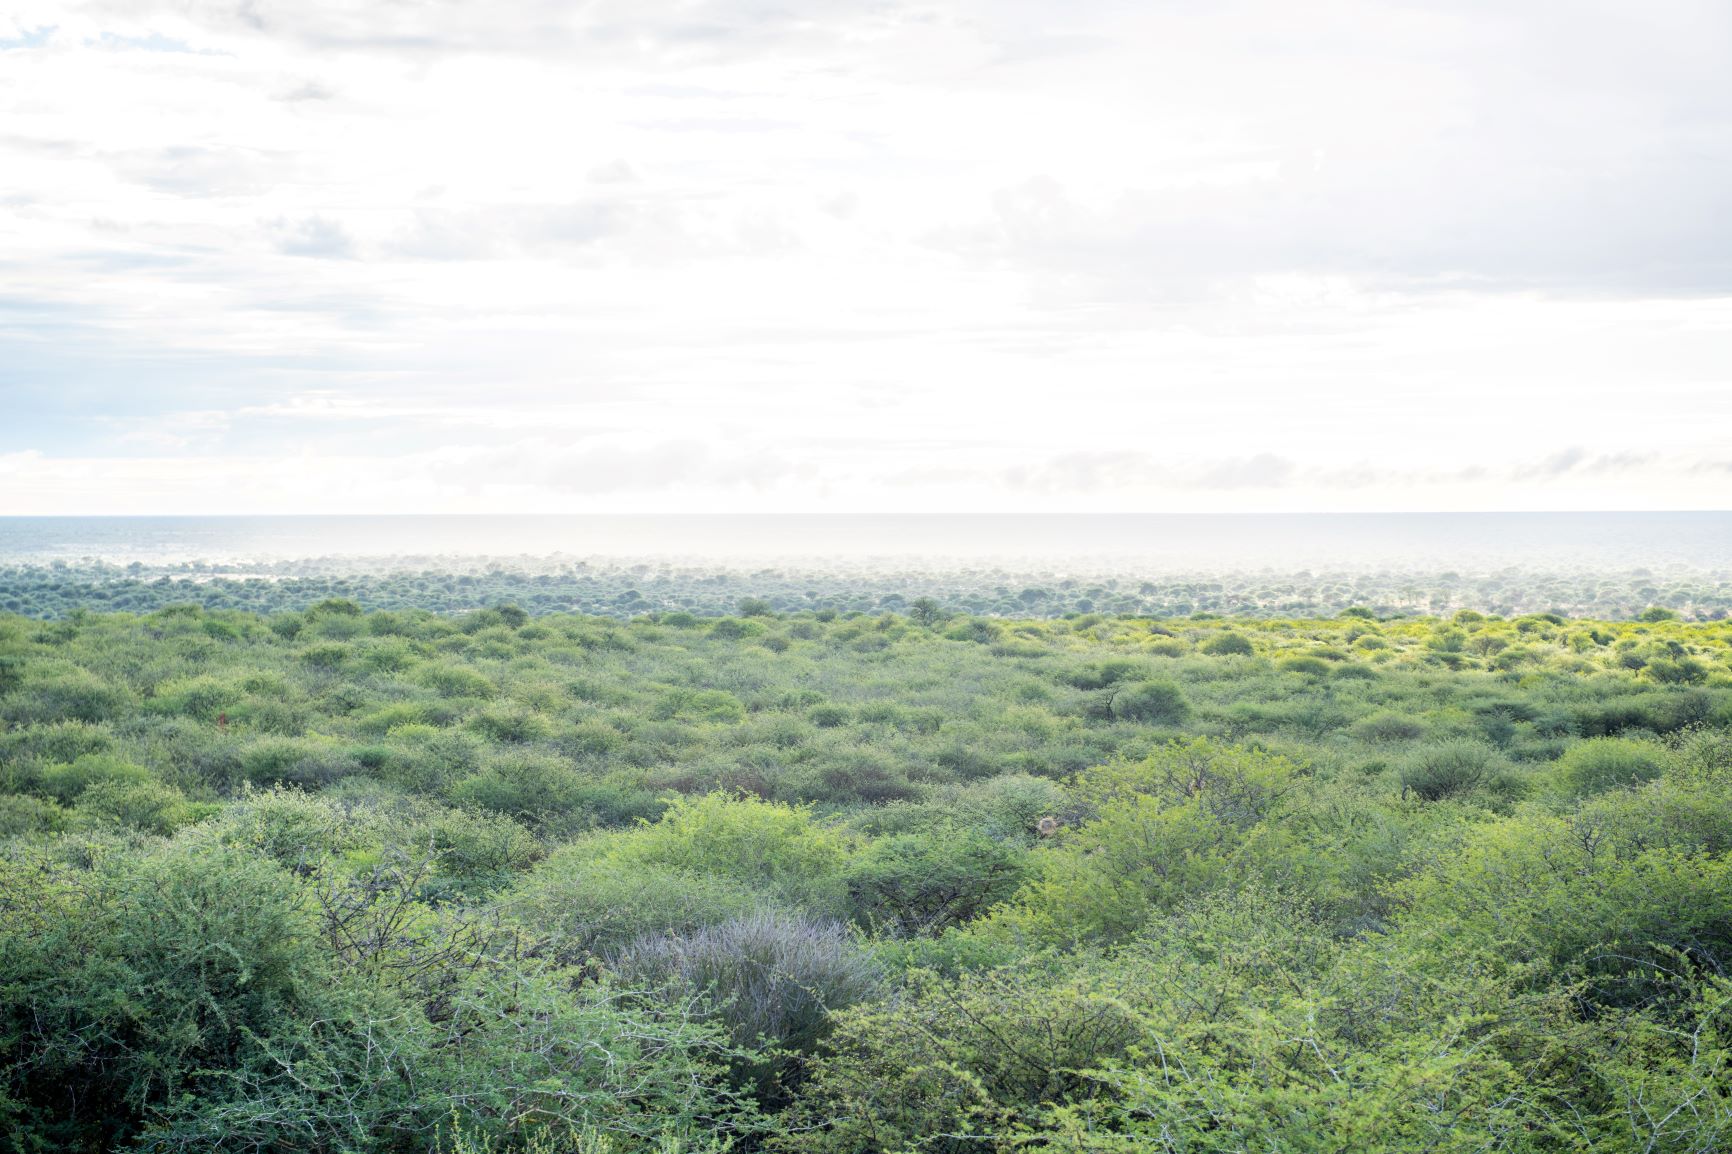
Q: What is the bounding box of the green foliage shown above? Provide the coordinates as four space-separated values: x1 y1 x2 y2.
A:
0 845 331 1149
3 663 133 724
2 601 1731 1151
35 752 152 802
1557 736 1670 795
416 662 498 699
1351 710 1426 742
449 752 598 826
147 673 241 720
508 851 766 961
75 778 208 835
1398 739 1500 801
807 702 850 728
844 826 1027 935
0 653 23 695
1277 654 1333 676
1200 631 1254 656
986 740 1305 946
0 792 68 836
1106 679 1191 725
601 792 853 914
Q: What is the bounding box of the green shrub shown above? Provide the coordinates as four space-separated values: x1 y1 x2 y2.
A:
1352 711 1426 743
808 703 851 728
506 852 765 959
1108 680 1192 725
844 827 1027 935
783 890 1341 1154
148 673 241 720
0 845 332 1150
448 754 592 824
961 773 1065 832
208 785 388 868
355 701 431 735
604 792 853 913
1646 656 1708 685
36 753 152 803
1557 737 1669 795
0 793 68 837
1 719 113 764
423 808 543 894
657 688 748 724
415 663 498 699
1201 632 1255 657
1399 740 1499 801
988 741 1306 945
75 779 208 836
5 666 133 724
298 641 351 669
239 737 361 789
467 704 554 744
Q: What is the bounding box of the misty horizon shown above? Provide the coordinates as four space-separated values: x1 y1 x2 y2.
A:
3 511 1729 572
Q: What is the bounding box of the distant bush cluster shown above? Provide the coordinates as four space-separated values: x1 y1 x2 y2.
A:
3 555 1730 621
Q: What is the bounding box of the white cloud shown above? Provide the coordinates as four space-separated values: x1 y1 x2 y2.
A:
2 0 1731 513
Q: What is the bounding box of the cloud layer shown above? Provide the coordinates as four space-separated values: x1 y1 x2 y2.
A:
2 0 1731 512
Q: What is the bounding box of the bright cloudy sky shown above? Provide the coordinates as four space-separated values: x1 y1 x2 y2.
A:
2 0 1730 514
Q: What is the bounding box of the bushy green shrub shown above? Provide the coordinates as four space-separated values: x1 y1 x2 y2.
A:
423 808 543 894
1108 679 1191 725
1201 632 1255 656
807 703 850 728
1557 737 1669 795
36 753 152 803
0 845 332 1150
1399 740 1500 801
1646 655 1709 685
603 792 854 913
987 741 1306 945
1277 655 1332 677
208 785 388 868
75 778 208 836
448 753 594 824
240 736 361 789
656 689 747 724
415 663 498 699
844 827 1027 935
1352 711 1426 743
0 792 68 837
4 665 133 724
951 772 1066 837
506 853 766 960
467 704 554 744
1 719 113 764
355 701 431 735
147 674 233 720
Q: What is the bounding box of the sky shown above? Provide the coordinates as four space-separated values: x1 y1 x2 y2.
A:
2 0 1731 515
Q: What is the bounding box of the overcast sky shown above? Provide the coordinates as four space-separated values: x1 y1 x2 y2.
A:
3 0 1730 514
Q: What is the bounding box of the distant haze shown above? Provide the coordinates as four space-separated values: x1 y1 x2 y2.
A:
3 513 1729 573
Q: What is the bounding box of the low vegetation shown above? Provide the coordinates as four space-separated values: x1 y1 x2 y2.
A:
4 556 1730 620
2 600 1730 1151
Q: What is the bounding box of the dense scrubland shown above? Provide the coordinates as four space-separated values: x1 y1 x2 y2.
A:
5 556 1731 620
3 598 1732 1152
